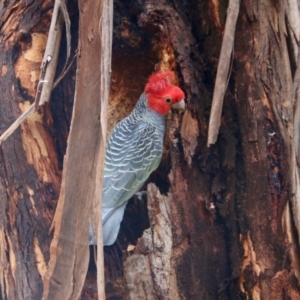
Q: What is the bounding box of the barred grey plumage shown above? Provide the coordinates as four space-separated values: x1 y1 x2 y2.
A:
89 70 185 246
90 93 167 246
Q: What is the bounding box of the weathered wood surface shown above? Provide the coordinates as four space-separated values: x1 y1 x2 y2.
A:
1 0 300 299
0 1 59 299
96 0 300 299
43 0 112 299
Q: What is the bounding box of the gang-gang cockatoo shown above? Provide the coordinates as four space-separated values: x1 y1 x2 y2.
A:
90 70 185 246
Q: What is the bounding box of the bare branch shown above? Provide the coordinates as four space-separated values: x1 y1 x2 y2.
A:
60 0 71 61
35 0 66 110
58 0 72 76
53 50 77 89
207 0 240 147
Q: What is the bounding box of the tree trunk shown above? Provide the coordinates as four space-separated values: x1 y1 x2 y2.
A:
1 0 300 299
0 1 61 299
97 0 300 299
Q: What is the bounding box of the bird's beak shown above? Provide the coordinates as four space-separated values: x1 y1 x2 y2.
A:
172 99 185 111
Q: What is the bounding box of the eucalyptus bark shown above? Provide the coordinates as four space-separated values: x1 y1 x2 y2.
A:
97 0 300 299
43 0 111 298
0 1 61 299
1 0 300 300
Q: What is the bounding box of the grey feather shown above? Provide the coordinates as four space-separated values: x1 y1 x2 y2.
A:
89 93 167 246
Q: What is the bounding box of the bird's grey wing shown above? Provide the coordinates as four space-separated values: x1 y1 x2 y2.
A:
102 120 163 208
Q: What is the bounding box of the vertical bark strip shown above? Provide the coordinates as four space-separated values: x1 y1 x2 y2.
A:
233 1 299 298
43 0 110 298
94 0 113 298
207 0 240 146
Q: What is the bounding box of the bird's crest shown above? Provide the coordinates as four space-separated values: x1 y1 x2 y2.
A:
144 70 185 115
144 71 176 95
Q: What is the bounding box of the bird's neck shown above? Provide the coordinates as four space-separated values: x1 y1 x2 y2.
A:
130 93 167 132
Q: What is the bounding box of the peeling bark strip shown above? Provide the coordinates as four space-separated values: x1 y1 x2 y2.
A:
207 0 240 146
94 0 113 297
42 0 111 298
34 0 64 111
288 0 300 251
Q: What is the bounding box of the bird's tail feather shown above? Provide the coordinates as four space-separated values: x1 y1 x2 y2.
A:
88 202 128 246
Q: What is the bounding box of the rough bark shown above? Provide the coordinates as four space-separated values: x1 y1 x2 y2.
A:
0 0 79 299
93 0 300 299
43 0 111 298
0 1 56 299
1 0 300 299
0 1 58 299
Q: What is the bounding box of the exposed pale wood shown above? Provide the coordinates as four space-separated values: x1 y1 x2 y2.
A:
284 0 300 258
124 255 157 300
291 43 300 254
134 184 173 299
207 0 240 146
180 110 199 166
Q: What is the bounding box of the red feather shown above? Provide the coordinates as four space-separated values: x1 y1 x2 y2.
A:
144 71 185 115
144 71 175 95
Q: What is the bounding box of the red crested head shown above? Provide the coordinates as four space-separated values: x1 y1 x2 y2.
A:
145 71 185 115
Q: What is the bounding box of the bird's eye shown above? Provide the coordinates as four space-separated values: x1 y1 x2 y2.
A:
165 98 171 103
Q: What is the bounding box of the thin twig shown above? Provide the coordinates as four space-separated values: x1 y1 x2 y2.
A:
58 0 72 77
53 50 77 89
293 42 300 162
207 0 240 147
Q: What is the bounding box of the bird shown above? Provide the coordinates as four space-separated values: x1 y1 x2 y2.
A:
89 70 185 246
